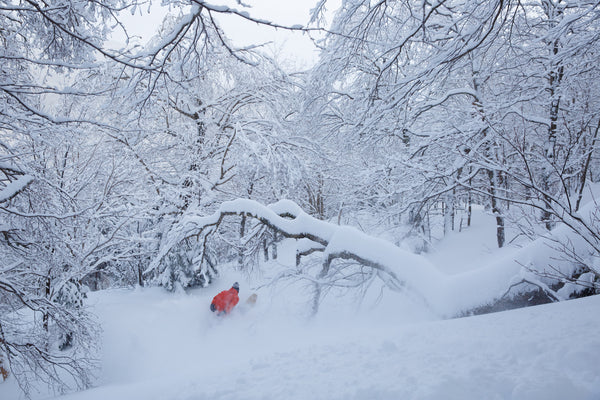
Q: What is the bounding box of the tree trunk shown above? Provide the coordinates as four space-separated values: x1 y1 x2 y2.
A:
312 257 332 315
0 324 9 381
488 169 505 248
137 265 144 287
444 194 454 236
575 119 600 211
137 221 145 287
467 187 472 228
238 213 246 269
296 252 301 267
263 238 269 262
271 231 278 260
312 283 321 315
42 277 51 333
542 3 564 229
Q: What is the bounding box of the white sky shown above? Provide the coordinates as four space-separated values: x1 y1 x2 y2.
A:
117 0 341 67
218 0 321 67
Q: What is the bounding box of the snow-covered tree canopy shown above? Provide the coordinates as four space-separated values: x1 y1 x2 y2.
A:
1 0 600 397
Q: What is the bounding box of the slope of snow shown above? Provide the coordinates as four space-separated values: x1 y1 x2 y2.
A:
2 284 598 400
2 202 599 400
424 205 517 275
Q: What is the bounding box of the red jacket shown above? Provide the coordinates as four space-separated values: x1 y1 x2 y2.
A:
211 288 239 314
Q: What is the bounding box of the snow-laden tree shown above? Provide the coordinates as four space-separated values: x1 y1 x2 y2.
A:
133 47 323 288
0 0 321 394
0 0 136 392
0 115 145 393
309 0 600 292
43 2 324 291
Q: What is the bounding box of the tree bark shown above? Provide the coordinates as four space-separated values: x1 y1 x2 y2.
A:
488 169 505 248
238 213 246 269
575 119 600 212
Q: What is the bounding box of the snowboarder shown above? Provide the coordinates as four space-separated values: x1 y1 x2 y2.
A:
210 282 240 315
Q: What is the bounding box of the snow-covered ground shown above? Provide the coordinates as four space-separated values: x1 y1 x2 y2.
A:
1 207 599 400
423 205 519 275
3 286 598 400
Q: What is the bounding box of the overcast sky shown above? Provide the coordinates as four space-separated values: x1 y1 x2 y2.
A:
217 0 325 67
116 0 341 67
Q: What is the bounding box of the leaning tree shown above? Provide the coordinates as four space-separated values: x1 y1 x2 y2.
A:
147 198 598 316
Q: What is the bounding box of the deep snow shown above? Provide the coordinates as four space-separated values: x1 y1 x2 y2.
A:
1 206 599 400
4 287 598 400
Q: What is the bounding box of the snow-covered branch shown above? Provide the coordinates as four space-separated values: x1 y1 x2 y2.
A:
149 199 564 316
0 175 33 204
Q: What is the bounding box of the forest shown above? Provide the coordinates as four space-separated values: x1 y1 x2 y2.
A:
1 0 600 397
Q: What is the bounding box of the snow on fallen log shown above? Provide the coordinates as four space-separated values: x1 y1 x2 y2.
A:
147 198 596 316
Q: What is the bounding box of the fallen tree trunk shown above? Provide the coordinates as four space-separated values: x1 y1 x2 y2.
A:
145 199 441 306
146 198 592 316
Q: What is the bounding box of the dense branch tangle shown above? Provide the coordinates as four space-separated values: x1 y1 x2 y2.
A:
0 0 322 127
